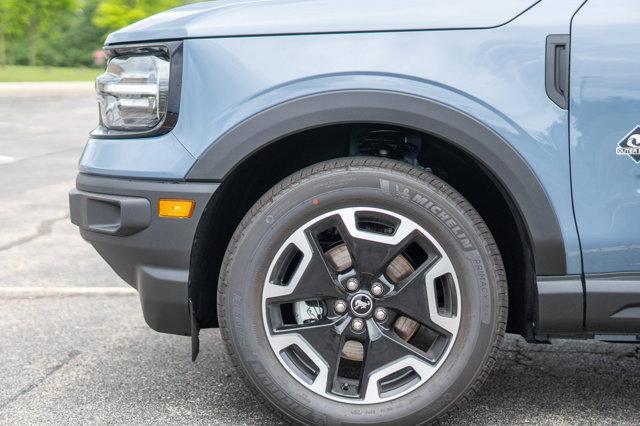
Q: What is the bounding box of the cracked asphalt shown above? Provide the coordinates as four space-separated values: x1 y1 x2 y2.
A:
1 84 639 424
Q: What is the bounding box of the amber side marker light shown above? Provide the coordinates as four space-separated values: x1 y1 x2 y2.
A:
158 199 195 218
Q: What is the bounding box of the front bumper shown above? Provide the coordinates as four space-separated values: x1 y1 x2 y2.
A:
69 173 218 335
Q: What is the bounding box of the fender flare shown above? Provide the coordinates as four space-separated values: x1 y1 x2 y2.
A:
186 90 566 275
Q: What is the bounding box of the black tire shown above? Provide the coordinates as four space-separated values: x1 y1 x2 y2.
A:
218 157 507 424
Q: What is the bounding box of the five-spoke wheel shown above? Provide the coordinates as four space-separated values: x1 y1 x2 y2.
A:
263 207 460 403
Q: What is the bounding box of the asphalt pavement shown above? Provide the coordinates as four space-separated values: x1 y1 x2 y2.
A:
0 83 639 424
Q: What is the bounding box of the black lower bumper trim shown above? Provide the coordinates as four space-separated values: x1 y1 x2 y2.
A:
586 273 640 333
536 275 583 336
69 173 218 335
536 273 640 338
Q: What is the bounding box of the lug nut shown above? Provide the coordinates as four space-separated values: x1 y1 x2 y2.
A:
345 277 360 292
371 282 384 296
334 300 347 315
374 308 387 322
351 318 365 332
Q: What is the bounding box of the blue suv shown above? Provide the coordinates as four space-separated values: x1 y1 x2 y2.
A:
69 0 640 423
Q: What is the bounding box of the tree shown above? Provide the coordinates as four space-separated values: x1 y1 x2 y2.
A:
38 0 104 67
0 0 29 66
22 0 79 66
93 0 182 34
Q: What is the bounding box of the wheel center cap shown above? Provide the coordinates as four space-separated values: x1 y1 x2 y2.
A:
350 293 374 317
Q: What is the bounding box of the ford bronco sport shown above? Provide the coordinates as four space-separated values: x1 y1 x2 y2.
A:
69 0 640 423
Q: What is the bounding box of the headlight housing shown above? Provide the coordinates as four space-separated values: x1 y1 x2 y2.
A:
92 42 182 138
96 55 169 130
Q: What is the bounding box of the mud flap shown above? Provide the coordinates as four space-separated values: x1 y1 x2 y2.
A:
189 299 200 362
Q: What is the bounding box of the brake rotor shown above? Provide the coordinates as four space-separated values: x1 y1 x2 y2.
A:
393 316 420 341
324 244 421 361
341 340 364 362
386 253 414 283
325 243 352 272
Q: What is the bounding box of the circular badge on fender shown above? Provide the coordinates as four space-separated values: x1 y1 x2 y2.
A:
350 293 374 317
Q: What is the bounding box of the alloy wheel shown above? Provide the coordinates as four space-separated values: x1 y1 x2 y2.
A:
262 207 461 404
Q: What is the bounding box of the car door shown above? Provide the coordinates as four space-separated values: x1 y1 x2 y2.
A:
570 0 640 333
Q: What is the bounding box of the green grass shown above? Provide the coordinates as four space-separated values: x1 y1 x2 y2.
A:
0 65 100 82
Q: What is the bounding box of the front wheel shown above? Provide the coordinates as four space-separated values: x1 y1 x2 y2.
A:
218 158 507 424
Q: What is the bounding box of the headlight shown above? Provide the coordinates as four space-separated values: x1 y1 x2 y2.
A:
92 43 182 138
96 55 169 130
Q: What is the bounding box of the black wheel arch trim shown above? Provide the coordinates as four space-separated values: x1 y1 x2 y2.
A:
187 90 566 276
